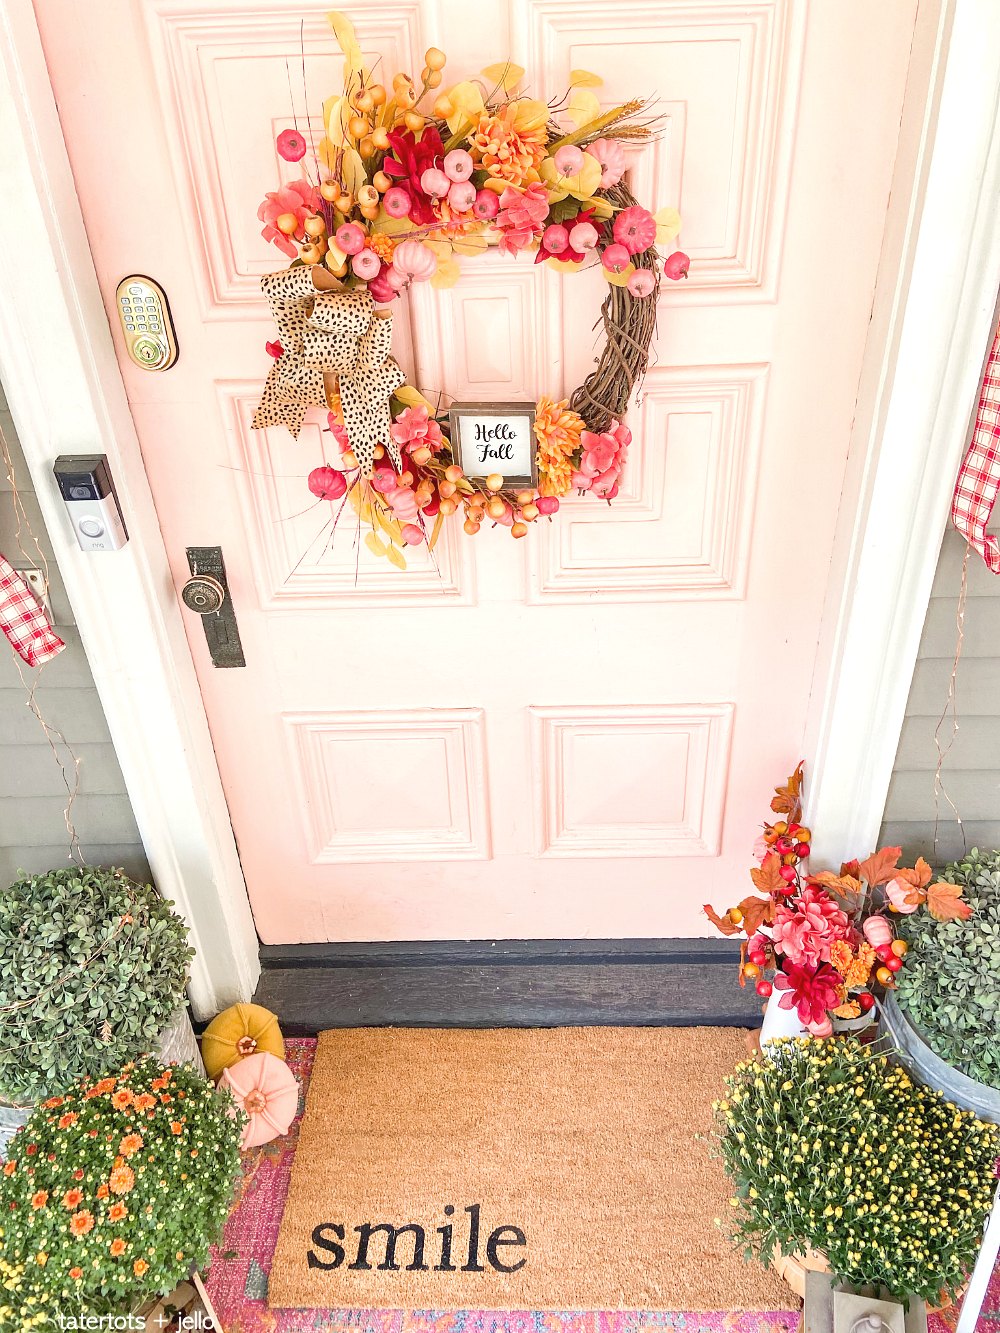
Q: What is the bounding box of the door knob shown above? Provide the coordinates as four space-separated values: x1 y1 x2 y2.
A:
181 547 245 668
181 574 225 615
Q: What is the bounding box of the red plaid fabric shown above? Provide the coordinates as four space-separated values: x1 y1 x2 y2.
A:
0 555 65 667
952 321 1000 571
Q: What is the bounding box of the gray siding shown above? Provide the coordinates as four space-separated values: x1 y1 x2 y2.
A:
880 523 1000 865
0 385 149 885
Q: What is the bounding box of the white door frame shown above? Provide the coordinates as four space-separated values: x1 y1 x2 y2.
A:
0 0 998 1003
0 0 259 1018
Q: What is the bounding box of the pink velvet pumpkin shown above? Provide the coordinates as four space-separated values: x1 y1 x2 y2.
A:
218 1051 298 1149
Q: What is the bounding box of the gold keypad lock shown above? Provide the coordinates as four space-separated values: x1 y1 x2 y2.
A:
115 275 178 371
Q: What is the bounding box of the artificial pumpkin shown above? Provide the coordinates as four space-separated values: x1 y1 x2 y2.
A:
218 1051 298 1149
200 1001 284 1082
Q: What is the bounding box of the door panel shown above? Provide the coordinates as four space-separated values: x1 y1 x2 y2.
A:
33 0 918 942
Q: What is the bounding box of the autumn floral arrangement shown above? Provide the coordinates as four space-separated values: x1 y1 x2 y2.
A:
705 764 973 1035
0 1059 243 1324
713 1037 1000 1303
253 12 687 567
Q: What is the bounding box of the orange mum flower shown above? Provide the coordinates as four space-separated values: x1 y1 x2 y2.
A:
134 1094 156 1112
133 1259 149 1278
150 1075 170 1092
109 1238 127 1257
469 106 547 188
43 1096 64 1109
170 1121 183 1135
58 1113 78 1130
88 1077 117 1098
367 232 395 263
31 1190 49 1210
69 1210 95 1237
61 1189 84 1210
69 1267 83 1281
96 1183 110 1200
111 1090 134 1111
108 1202 128 1223
534 396 585 497
3 1161 15 1177
109 1165 135 1195
119 1134 143 1158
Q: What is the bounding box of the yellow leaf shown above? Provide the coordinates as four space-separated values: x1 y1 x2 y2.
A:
588 196 614 219
479 176 507 195
364 530 388 558
541 152 602 202
374 506 403 542
545 256 583 273
510 98 549 134
604 262 635 287
423 238 453 260
566 88 601 129
653 206 682 245
327 11 364 78
393 384 434 411
481 61 525 93
451 233 489 256
385 543 407 570
431 258 461 289
569 69 603 89
428 509 445 551
381 215 416 238
444 81 485 136
340 148 366 196
322 96 347 148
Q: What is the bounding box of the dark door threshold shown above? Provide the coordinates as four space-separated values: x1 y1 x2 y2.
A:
253 938 762 1035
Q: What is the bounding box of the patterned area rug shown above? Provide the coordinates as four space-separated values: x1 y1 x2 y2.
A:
206 1039 1000 1333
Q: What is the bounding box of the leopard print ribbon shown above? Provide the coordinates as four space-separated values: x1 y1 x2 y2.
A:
251 267 405 474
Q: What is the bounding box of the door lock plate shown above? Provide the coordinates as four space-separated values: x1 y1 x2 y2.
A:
115 275 178 371
183 548 245 668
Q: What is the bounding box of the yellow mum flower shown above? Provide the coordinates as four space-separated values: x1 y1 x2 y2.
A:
534 396 584 496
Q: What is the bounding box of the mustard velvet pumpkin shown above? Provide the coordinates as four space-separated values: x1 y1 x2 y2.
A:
200 1002 284 1081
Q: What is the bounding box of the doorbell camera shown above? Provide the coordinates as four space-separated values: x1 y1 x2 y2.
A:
53 455 128 551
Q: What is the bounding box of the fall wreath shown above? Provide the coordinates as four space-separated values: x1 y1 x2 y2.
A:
252 12 688 566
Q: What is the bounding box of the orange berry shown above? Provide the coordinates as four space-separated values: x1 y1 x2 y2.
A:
439 480 457 499
463 519 480 535
276 212 299 235
727 907 744 925
411 447 433 466
424 47 446 72
438 497 458 516
511 522 528 538
485 473 504 492
521 503 539 521
445 464 463 483
891 939 908 957
743 961 760 980
320 181 340 202
876 965 894 986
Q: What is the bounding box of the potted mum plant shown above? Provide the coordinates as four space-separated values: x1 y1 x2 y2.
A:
0 866 197 1151
881 846 1000 1123
704 764 972 1043
0 1058 243 1322
714 1037 1000 1307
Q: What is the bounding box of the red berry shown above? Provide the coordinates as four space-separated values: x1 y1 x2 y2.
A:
749 950 766 967
857 991 875 1013
795 841 810 857
755 979 773 998
885 954 903 973
775 837 793 855
787 823 801 836
875 944 894 963
779 865 797 883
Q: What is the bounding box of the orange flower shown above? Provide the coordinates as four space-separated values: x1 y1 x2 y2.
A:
134 1094 156 1112
150 1076 170 1092
96 1183 110 1200
43 1096 64 1109
133 1259 149 1278
109 1165 135 1195
109 1238 127 1257
3 1161 15 1177
58 1113 78 1130
159 1093 173 1105
469 106 547 187
368 232 395 264
170 1121 183 1135
31 1190 49 1210
35 1252 47 1267
534 396 584 497
111 1090 134 1111
108 1202 128 1223
69 1209 95 1237
69 1267 83 1281
119 1134 143 1158
91 1077 117 1097
61 1189 84 1210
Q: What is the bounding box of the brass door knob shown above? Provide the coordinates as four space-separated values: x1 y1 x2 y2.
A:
180 574 225 615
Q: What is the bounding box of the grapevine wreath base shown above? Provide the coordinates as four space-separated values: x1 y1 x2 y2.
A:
252 13 689 566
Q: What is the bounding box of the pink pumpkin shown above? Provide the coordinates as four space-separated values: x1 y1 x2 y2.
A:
219 1051 298 1149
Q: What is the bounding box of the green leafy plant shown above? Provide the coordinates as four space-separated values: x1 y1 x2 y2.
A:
895 847 1000 1090
714 1037 1000 1303
0 867 194 1105
0 1058 243 1324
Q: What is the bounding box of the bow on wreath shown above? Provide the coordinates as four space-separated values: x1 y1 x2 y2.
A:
251 266 405 474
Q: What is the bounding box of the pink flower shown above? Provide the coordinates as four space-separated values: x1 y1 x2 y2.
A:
572 419 631 499
774 962 843 1029
495 183 550 257
257 180 322 258
613 206 656 255
771 885 851 968
276 129 307 162
586 138 627 189
752 836 769 863
265 340 283 359
390 405 444 455
326 412 350 454
885 877 920 914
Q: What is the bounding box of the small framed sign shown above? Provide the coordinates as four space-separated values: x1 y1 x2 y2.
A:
449 402 537 487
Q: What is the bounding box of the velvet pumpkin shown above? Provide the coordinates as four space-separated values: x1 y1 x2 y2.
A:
218 1051 298 1149
200 1002 284 1082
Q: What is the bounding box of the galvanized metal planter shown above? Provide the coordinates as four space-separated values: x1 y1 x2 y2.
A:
879 991 1000 1125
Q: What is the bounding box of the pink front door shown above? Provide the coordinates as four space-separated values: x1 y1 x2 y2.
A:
33 0 917 944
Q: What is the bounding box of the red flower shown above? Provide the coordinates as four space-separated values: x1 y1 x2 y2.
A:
774 961 843 1030
382 126 446 225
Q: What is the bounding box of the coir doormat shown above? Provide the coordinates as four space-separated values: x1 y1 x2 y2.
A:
268 1026 788 1312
